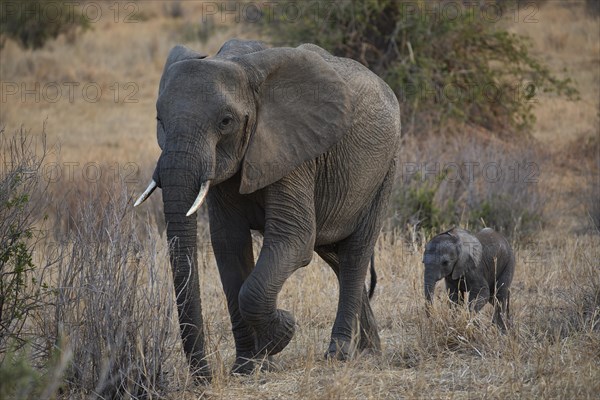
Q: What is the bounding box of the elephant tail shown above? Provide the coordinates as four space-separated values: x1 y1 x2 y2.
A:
507 288 511 322
368 253 377 300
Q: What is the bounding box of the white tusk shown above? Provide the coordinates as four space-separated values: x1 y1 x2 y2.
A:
134 180 158 207
186 181 211 217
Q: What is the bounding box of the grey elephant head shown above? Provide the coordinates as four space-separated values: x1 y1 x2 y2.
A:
151 43 351 200
422 228 482 303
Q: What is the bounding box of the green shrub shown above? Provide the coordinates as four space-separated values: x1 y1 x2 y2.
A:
0 342 69 399
0 0 90 49
262 0 578 134
0 125 70 399
0 126 48 352
468 194 543 237
392 171 455 236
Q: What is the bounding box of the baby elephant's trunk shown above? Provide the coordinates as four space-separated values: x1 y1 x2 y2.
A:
424 269 438 304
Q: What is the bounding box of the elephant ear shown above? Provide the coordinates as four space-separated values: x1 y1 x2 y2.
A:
451 228 482 280
159 45 207 94
235 47 352 194
157 46 207 149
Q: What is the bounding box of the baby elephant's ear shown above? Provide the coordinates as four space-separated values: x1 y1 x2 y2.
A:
451 229 482 280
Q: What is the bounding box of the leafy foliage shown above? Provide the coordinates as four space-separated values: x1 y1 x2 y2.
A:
392 171 455 236
263 0 578 134
0 126 48 352
0 0 90 49
0 342 69 399
0 125 71 398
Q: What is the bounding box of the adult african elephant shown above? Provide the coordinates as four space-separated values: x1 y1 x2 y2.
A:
135 39 401 378
422 227 515 330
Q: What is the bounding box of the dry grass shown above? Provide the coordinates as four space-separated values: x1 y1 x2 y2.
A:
1 1 598 399
505 1 599 144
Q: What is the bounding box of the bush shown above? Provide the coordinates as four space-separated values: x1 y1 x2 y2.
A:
36 161 194 397
0 125 70 399
390 132 546 240
163 1 183 18
0 126 49 352
0 342 70 399
585 175 600 233
391 170 456 235
0 0 90 49
262 0 578 134
1 125 187 397
44 177 181 398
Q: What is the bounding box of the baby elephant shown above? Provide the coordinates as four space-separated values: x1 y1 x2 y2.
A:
422 227 515 329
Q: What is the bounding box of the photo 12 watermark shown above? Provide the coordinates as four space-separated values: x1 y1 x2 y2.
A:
0 1 142 25
1 161 141 184
197 1 540 25
1 82 139 104
401 161 540 184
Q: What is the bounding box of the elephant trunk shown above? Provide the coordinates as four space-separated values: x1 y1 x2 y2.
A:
424 268 438 304
159 139 213 378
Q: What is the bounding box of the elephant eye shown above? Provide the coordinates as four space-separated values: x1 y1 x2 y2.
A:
220 116 233 129
442 260 449 266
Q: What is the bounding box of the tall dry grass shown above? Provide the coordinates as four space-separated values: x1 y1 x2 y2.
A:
9 188 599 398
0 1 598 398
45 185 181 398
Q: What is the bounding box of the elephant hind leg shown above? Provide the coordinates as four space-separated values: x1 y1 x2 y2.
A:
322 163 394 360
492 298 508 331
493 286 511 331
316 247 381 354
492 266 513 331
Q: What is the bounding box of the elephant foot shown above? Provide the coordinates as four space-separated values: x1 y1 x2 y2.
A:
190 357 211 384
357 330 381 355
325 338 353 361
358 307 381 353
493 316 509 332
231 354 256 375
256 309 296 356
231 355 278 375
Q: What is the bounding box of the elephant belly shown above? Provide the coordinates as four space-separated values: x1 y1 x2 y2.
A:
313 154 391 246
313 73 399 246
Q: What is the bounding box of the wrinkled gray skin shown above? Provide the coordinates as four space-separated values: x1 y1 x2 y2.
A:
422 228 515 330
145 39 401 378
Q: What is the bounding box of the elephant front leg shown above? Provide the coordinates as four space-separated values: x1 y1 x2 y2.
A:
468 284 490 313
236 169 317 357
444 277 461 305
238 238 314 356
209 206 261 374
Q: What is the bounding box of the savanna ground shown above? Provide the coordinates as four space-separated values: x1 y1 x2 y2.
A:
0 1 599 399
